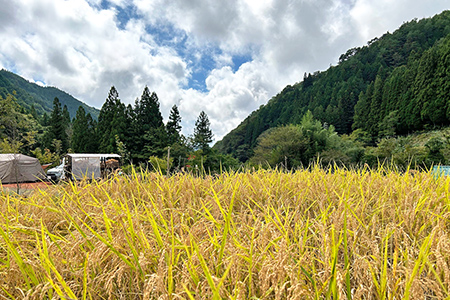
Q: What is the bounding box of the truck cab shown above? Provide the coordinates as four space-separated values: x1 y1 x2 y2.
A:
46 158 65 182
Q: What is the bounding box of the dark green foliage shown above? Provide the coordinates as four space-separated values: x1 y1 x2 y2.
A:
0 93 39 153
62 105 71 128
425 137 445 165
0 69 99 119
42 113 49 126
123 103 135 154
378 111 399 138
250 125 308 168
367 74 384 136
42 97 69 153
30 105 38 120
71 107 86 153
215 10 450 161
250 111 338 168
193 111 213 153
0 94 23 139
200 149 240 173
97 87 128 153
134 87 164 130
84 114 98 153
355 31 450 135
167 138 191 171
131 87 166 161
72 106 98 153
143 126 167 158
166 104 182 145
353 88 372 133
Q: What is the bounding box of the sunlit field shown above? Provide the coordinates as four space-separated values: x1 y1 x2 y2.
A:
1 167 449 299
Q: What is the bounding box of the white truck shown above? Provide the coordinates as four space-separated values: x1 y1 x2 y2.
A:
46 158 65 182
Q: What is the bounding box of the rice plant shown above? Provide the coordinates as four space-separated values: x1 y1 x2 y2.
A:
0 166 449 299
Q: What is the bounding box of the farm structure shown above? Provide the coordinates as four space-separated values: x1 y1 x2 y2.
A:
64 154 121 180
0 154 46 184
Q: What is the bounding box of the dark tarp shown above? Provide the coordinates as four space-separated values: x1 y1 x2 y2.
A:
0 154 46 184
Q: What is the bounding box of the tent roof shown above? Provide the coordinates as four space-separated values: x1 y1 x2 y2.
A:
0 153 46 184
66 154 121 159
0 154 40 162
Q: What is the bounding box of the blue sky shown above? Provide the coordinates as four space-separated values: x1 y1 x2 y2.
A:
0 0 448 140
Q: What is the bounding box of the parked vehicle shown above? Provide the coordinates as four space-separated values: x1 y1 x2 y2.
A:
46 159 65 182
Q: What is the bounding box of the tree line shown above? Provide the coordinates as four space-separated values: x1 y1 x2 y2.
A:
0 86 239 173
249 110 450 170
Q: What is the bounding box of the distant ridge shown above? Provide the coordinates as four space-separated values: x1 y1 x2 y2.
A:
0 69 99 119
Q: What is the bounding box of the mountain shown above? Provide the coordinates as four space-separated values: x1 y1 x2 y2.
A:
215 10 450 162
0 69 99 119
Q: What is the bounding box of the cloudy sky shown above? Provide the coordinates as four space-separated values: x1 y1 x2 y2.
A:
0 0 448 141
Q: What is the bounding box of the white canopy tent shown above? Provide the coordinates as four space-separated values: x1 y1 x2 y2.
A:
0 154 46 184
66 154 121 180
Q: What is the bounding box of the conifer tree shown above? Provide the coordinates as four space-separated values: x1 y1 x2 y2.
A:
353 83 374 133
143 127 168 158
122 103 135 153
62 105 70 128
44 97 68 153
98 86 127 153
72 106 87 153
416 48 439 125
133 87 166 160
85 113 98 153
134 87 164 130
62 104 73 150
368 75 384 136
72 106 97 153
166 104 182 145
193 111 213 153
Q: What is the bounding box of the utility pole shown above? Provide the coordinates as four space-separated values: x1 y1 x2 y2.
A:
166 147 171 176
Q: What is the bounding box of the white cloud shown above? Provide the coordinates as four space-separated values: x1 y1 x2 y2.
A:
350 0 450 42
0 0 448 142
177 59 289 141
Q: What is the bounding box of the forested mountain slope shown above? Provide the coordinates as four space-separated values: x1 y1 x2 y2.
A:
215 10 450 162
0 69 99 119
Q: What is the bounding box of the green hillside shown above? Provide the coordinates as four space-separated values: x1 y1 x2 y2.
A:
0 69 99 119
215 10 450 162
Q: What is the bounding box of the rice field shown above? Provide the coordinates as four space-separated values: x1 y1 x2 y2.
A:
0 166 449 299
